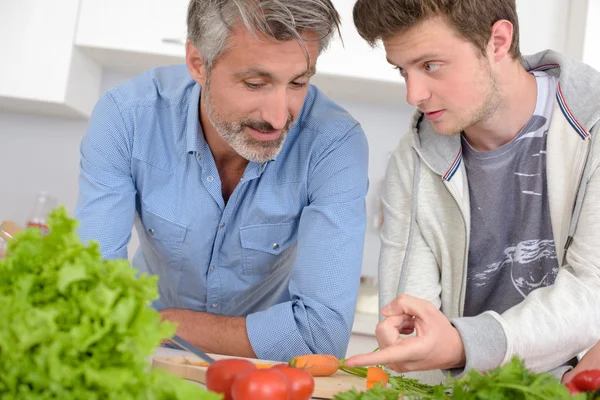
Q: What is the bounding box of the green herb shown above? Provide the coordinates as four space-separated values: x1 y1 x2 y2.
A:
441 357 580 400
334 357 586 399
333 384 402 400
0 207 221 399
339 360 441 399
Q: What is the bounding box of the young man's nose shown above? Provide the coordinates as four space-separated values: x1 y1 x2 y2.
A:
405 76 432 107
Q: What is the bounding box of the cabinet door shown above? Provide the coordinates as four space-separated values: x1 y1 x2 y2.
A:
318 0 402 84
0 0 101 117
75 0 188 70
0 0 73 102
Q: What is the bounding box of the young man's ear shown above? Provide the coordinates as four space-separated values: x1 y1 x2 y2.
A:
186 40 207 84
488 20 514 62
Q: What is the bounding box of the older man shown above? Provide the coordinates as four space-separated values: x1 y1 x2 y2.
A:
76 0 369 362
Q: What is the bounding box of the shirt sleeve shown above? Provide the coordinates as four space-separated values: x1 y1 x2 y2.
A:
246 124 369 361
75 92 136 260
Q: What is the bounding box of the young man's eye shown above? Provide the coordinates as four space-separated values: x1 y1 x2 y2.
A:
393 66 407 77
425 63 440 72
244 82 265 89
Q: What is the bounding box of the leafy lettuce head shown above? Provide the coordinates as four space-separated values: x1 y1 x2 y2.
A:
0 207 220 399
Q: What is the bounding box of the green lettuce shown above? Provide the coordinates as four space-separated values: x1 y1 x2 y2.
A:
0 207 220 399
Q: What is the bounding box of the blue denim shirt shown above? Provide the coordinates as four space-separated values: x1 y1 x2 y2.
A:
75 65 369 361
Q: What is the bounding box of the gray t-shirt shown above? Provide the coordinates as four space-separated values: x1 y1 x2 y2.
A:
463 71 560 317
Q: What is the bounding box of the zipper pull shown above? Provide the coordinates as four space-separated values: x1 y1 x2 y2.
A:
564 236 574 252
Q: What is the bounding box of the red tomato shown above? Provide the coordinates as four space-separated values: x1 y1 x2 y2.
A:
231 368 290 400
565 380 581 394
571 369 600 392
271 364 315 400
206 359 257 400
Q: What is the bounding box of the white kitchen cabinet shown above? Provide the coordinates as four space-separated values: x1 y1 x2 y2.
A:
75 0 189 73
0 0 101 118
74 0 406 105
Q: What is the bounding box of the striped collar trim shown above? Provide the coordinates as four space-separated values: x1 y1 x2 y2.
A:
443 149 463 181
557 83 590 140
527 63 589 140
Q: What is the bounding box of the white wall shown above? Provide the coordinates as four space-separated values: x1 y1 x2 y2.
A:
0 68 411 277
583 0 600 71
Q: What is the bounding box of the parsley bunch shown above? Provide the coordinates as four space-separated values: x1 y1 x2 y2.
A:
0 208 220 399
334 357 587 399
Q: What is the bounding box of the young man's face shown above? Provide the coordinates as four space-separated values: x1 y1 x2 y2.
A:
191 26 319 162
383 17 501 135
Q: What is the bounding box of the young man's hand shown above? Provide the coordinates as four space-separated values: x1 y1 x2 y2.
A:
345 295 466 372
563 340 600 383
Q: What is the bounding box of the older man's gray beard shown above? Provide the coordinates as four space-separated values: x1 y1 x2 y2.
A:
203 81 293 163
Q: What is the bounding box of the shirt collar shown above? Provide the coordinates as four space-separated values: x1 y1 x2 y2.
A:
185 82 204 155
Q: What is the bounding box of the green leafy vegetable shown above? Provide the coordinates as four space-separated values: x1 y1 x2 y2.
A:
333 384 402 400
0 207 221 399
441 357 579 400
334 357 586 399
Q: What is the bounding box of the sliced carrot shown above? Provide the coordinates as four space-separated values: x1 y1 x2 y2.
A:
255 363 273 369
184 359 211 367
288 354 340 377
366 366 389 389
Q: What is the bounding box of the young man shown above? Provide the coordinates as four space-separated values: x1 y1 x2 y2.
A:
345 0 600 378
75 0 369 362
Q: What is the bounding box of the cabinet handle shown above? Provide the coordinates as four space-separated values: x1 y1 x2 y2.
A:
162 37 186 45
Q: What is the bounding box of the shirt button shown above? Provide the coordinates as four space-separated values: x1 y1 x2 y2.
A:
148 228 155 237
219 223 225 229
207 175 214 182
209 265 215 271
272 243 279 250
211 304 218 309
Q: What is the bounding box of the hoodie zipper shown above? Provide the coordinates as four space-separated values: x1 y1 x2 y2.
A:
413 146 470 318
562 138 591 265
444 181 469 318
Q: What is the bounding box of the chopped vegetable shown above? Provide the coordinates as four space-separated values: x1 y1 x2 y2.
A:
289 354 340 376
366 367 389 389
0 207 220 399
570 370 600 393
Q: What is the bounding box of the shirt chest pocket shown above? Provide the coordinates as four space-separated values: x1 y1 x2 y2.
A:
239 220 298 276
140 208 187 269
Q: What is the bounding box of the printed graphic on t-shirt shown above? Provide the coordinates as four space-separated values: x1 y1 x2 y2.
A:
469 239 558 298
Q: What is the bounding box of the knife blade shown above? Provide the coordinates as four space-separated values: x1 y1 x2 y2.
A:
170 334 215 364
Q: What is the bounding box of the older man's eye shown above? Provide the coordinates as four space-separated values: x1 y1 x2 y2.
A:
244 82 265 89
290 81 307 89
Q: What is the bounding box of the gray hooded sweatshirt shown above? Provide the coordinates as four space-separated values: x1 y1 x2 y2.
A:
378 50 600 378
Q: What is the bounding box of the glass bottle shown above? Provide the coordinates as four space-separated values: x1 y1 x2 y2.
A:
26 191 57 236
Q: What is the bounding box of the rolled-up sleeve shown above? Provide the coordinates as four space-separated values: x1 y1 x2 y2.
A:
75 92 136 260
246 124 369 360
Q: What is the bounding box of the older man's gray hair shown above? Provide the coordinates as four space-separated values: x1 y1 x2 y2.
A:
187 0 341 71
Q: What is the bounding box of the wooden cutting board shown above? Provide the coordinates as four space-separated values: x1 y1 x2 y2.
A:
152 353 369 399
